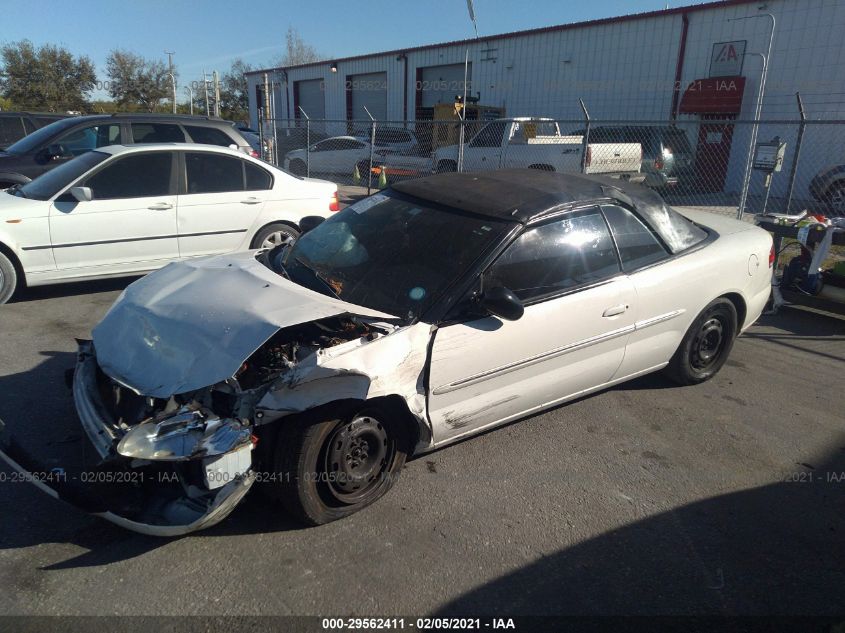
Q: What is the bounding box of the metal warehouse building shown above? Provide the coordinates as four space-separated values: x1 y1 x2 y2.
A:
246 0 845 200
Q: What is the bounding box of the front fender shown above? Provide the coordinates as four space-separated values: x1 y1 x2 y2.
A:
256 322 434 450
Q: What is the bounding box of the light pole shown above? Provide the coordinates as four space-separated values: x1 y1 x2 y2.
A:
184 86 194 115
728 12 775 219
457 0 480 173
165 51 176 114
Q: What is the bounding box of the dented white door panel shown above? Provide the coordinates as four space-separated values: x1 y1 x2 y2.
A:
427 275 637 445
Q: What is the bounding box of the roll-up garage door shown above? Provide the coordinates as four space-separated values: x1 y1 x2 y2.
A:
294 79 326 119
419 64 471 108
347 72 387 120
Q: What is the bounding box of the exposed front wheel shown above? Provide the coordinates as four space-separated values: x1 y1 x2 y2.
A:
0 251 18 305
250 223 299 250
664 298 738 385
273 407 408 525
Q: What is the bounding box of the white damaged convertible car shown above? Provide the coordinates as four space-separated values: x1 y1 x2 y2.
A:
0 169 774 535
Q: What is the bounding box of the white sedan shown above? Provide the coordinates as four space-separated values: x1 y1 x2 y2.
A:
0 143 339 303
0 170 773 535
284 135 381 177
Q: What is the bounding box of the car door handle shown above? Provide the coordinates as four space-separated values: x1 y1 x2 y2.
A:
148 202 173 210
240 197 262 205
602 304 628 317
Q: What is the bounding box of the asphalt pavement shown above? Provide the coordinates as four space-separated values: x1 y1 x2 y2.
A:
0 259 844 619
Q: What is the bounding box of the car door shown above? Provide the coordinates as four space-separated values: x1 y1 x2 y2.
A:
176 151 267 257
428 206 637 445
322 139 369 174
24 122 122 181
49 151 179 270
599 203 687 380
462 121 507 171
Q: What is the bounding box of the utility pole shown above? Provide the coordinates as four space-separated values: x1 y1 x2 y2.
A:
213 70 221 117
202 69 210 117
165 50 176 113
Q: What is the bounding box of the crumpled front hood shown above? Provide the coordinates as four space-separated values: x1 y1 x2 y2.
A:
93 251 396 397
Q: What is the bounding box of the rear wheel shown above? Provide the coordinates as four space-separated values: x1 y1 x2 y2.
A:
272 407 408 525
664 298 737 385
250 223 299 250
0 251 18 305
436 160 457 173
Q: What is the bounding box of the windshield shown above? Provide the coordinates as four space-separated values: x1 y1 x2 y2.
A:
11 151 109 201
3 117 85 155
282 192 512 320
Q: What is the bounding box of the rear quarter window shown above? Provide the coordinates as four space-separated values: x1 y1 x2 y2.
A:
184 125 236 147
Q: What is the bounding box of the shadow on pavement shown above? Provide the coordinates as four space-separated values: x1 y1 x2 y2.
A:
0 350 305 570
436 437 845 616
9 276 137 303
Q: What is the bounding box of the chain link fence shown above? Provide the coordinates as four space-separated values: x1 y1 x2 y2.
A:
256 114 845 219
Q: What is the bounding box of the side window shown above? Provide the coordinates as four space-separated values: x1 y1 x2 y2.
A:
312 140 328 152
184 125 235 147
84 153 173 200
245 161 272 190
602 204 668 270
131 123 185 143
23 118 37 134
469 122 506 148
185 152 245 193
57 124 121 155
0 117 25 147
486 208 620 302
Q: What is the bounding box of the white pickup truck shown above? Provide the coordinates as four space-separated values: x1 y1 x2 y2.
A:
432 117 643 179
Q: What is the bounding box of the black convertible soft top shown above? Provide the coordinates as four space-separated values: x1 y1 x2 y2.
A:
391 169 707 253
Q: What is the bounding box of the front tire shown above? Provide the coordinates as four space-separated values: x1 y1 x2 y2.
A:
0 251 18 305
250 223 299 250
436 160 457 173
273 407 408 525
664 298 738 385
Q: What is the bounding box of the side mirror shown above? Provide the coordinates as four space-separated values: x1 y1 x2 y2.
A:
299 215 325 234
69 186 92 202
46 144 69 159
481 286 524 321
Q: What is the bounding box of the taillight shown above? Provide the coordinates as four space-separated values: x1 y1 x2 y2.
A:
250 149 259 158
768 243 775 268
654 157 664 170
585 146 592 167
329 191 340 212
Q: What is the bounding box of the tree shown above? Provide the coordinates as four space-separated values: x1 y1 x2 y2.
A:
272 27 323 67
218 59 253 122
0 40 96 111
106 50 175 112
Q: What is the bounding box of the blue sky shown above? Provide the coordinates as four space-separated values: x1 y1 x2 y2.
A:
1 0 687 99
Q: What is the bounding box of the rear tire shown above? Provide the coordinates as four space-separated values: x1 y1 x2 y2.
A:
436 160 457 173
250 223 299 250
0 251 18 305
664 298 737 385
272 407 408 526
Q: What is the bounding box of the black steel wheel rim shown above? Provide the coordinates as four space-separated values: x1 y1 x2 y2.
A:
691 316 725 370
324 415 393 504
